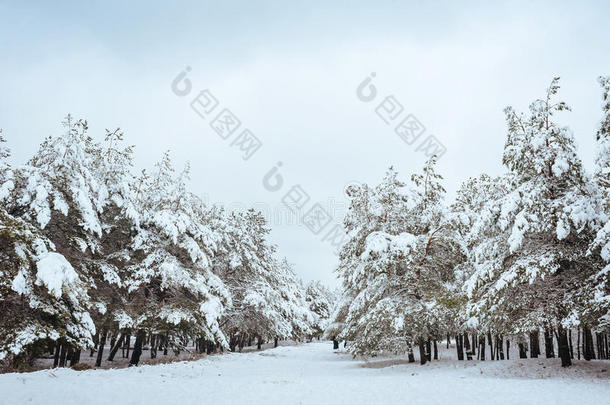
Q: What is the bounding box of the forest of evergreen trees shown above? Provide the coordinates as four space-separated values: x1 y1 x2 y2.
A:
326 77 610 368
0 117 334 370
1 77 609 372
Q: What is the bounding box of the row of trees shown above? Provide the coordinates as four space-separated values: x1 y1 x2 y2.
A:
0 117 334 369
326 77 610 367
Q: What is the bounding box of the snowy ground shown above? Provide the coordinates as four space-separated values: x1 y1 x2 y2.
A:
1 342 609 405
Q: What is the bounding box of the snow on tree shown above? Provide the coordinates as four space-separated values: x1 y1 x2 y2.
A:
588 76 610 329
465 79 600 366
213 209 314 349
124 153 230 360
0 132 94 367
335 159 463 360
305 281 335 338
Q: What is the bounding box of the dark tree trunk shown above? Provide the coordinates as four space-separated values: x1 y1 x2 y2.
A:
577 328 581 360
433 340 438 360
506 339 510 360
108 333 116 358
447 334 450 349
70 349 81 367
518 343 527 358
274 338 278 348
129 330 145 366
59 344 67 367
108 333 125 361
230 335 237 352
464 332 472 360
418 338 427 365
53 342 61 368
408 342 415 363
456 335 464 361
544 329 555 358
497 335 504 360
425 339 431 361
66 346 73 363
150 335 157 359
333 339 339 350
257 336 262 350
487 332 494 360
557 326 572 367
529 331 540 358
584 326 595 360
568 329 573 359
95 330 108 367
479 335 485 361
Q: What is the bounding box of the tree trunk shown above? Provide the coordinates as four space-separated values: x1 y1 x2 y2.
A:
333 339 339 350
447 334 450 349
557 325 572 367
418 338 427 365
487 332 494 360
577 327 581 360
529 331 540 358
425 339 432 361
456 335 464 361
95 330 108 367
125 333 131 358
518 342 527 358
58 344 67 367
129 330 146 366
464 332 472 360
230 335 237 352
584 326 595 360
150 335 157 359
70 349 81 367
506 339 510 360
544 328 555 358
257 336 262 350
53 342 61 368
274 338 278 348
108 333 125 361
479 335 485 361
497 335 504 360
408 342 415 363
568 330 573 359
433 340 438 360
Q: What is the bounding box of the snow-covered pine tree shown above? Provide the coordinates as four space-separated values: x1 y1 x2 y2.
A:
473 79 599 366
588 76 610 330
336 159 463 361
0 130 95 367
124 152 230 364
305 281 335 339
450 173 514 359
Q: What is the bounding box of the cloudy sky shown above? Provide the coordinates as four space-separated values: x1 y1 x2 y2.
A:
1 0 609 286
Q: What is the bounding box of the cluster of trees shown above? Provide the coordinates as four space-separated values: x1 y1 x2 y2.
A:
327 77 610 368
0 116 333 369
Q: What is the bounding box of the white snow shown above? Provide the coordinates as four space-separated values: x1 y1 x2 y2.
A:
35 252 78 298
1 342 609 405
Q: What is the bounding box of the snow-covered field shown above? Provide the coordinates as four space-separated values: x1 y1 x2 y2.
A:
1 341 609 405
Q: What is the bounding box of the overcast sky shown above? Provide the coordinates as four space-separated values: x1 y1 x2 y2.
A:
1 0 609 287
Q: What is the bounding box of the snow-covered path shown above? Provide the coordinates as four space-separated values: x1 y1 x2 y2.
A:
1 342 609 405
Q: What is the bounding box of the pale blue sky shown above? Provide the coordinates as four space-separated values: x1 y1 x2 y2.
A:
1 1 609 286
